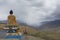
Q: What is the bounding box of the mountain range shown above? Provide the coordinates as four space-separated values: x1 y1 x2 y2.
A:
0 20 60 40
38 20 60 31
0 20 60 31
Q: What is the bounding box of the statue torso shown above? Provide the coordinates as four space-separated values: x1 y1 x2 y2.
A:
8 15 16 25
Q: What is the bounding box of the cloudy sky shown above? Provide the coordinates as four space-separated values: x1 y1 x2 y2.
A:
0 0 60 26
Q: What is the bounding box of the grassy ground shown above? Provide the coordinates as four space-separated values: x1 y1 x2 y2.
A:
29 31 60 40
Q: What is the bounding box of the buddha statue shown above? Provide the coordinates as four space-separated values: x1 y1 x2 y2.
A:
7 10 17 25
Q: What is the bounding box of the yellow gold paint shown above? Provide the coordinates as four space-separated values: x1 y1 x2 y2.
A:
8 14 17 25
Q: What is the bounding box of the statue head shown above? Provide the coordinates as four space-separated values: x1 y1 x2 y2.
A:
9 10 13 15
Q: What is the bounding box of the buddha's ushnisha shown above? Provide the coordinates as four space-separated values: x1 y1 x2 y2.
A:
8 10 16 25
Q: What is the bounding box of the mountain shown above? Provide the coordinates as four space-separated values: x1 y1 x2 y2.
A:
39 20 60 31
0 20 60 40
0 20 7 24
0 20 60 30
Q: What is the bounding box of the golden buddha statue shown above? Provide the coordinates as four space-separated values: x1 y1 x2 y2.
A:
7 10 17 25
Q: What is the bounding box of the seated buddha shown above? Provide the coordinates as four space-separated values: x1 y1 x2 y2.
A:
7 10 17 25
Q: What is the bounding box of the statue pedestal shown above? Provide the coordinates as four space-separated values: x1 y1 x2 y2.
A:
3 25 23 39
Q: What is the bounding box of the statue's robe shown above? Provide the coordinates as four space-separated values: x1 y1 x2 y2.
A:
8 15 17 25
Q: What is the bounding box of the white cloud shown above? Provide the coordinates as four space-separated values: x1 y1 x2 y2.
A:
24 0 57 26
0 0 60 26
0 0 4 3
